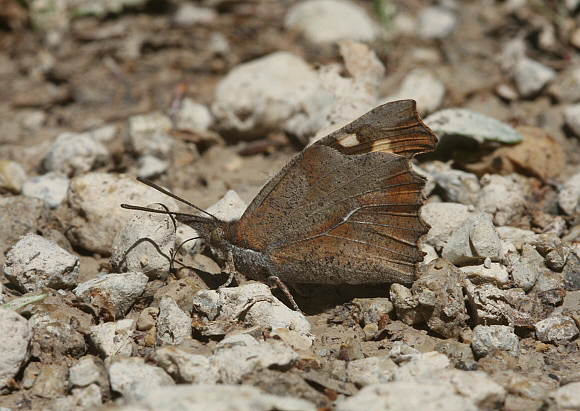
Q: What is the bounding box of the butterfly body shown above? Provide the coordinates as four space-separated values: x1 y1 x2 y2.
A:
123 100 437 289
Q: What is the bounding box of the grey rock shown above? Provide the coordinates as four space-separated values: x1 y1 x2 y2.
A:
154 346 219 384
22 171 69 208
42 131 111 177
497 226 537 251
442 213 503 266
434 340 475 368
69 355 110 401
417 6 457 39
66 172 178 254
284 0 378 45
0 309 31 390
0 196 48 263
156 296 192 346
113 384 316 411
109 357 174 402
89 319 135 358
110 203 176 280
465 280 545 326
460 263 509 287
535 315 579 344
30 364 68 399
506 246 541 291
28 311 86 361
475 174 530 226
346 356 398 387
548 66 580 103
564 252 580 291
558 171 580 215
351 298 393 327
389 283 422 326
381 69 445 115
211 334 298 384
432 169 480 205
513 57 557 98
211 51 320 137
73 272 148 319
173 98 213 133
127 111 174 159
420 202 474 248
544 381 580 411
472 325 519 358
3 233 79 293
136 155 168 179
424 108 523 144
530 233 571 272
0 160 26 193
412 259 469 338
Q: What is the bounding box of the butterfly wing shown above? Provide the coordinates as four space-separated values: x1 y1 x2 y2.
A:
314 99 437 158
235 144 428 284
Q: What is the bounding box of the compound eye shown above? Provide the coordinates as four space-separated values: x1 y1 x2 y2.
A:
211 227 224 244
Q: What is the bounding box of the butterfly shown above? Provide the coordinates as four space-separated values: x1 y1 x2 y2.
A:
122 99 437 308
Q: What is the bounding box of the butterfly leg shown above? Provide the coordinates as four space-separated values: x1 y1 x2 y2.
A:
267 276 301 312
220 251 238 288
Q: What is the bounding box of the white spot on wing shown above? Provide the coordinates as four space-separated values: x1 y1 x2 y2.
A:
338 133 360 148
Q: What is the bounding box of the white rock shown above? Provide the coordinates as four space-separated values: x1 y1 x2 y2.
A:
41 131 111 177
513 57 556 98
0 161 27 193
506 246 541 292
381 69 445 115
564 104 580 137
66 173 178 254
545 381 580 410
22 172 69 208
389 283 422 326
205 190 247 222
211 334 298 384
68 356 109 396
472 325 519 357
559 171 580 215
173 98 213 133
460 263 509 287
110 203 176 280
496 226 537 249
549 66 580 103
73 272 148 319
211 51 320 137
3 233 79 293
417 6 457 39
175 225 201 256
127 111 174 159
28 311 86 361
173 4 217 26
420 202 474 248
155 346 219 384
89 319 135 358
336 379 478 411
442 213 503 265
0 309 31 390
156 296 192 346
51 384 102 410
284 0 378 45
535 315 579 344
393 351 451 381
346 356 398 387
113 384 316 411
137 155 168 179
475 174 530 226
109 357 174 402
